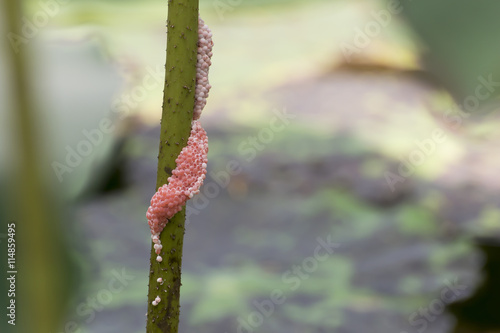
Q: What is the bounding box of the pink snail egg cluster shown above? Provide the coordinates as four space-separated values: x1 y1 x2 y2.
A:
146 120 208 236
193 16 213 120
148 15 212 308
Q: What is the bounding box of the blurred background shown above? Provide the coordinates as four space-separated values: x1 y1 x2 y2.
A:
2 0 500 332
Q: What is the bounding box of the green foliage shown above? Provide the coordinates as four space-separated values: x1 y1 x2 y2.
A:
401 0 500 103
396 205 438 237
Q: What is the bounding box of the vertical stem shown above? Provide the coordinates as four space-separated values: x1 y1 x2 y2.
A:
146 1 199 332
2 1 67 333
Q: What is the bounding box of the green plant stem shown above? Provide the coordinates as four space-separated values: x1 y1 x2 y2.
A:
146 1 199 332
2 1 67 333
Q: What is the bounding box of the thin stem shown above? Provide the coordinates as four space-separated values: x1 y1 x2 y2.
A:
146 1 199 332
